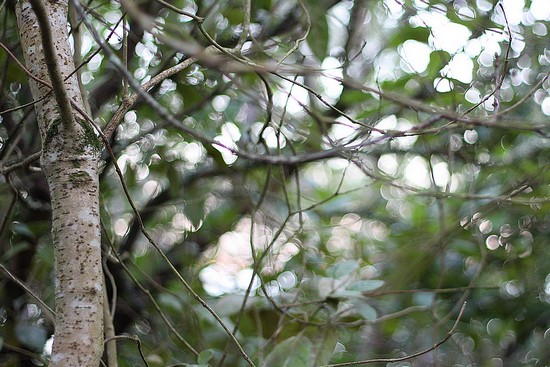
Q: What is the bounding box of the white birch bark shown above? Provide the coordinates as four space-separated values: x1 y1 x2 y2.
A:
15 0 104 365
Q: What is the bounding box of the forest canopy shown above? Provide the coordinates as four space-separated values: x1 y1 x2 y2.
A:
1 0 550 366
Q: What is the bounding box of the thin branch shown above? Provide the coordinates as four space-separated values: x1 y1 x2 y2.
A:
365 285 498 297
0 264 56 323
319 302 467 367
277 0 310 66
102 250 118 367
152 0 203 21
0 96 44 115
497 68 550 116
103 54 200 138
460 3 512 118
339 77 547 135
104 335 150 367
103 229 199 356
122 13 128 97
3 343 46 363
0 42 51 88
0 10 125 117
0 151 41 175
236 0 252 51
73 0 366 167
0 174 18 239
73 4 256 364
29 0 77 129
69 5 92 116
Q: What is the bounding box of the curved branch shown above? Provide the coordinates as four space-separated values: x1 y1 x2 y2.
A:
28 0 76 129
319 302 467 367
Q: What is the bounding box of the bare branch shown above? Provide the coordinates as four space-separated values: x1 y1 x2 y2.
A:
28 0 76 129
319 302 467 367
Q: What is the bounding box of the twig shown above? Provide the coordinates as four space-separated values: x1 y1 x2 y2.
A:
73 4 257 365
339 77 547 135
0 42 51 88
102 230 199 356
0 264 56 323
152 0 203 21
277 0 310 66
104 335 150 367
497 69 550 116
0 175 17 239
103 54 200 138
460 3 512 118
0 151 41 175
235 0 252 51
3 343 45 362
29 0 77 130
318 302 467 366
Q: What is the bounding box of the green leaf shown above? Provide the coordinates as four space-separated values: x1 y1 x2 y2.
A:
36 242 54 266
306 4 329 60
15 323 47 352
222 8 244 25
11 222 35 239
349 280 385 292
145 354 164 367
332 289 363 299
327 260 359 278
158 293 183 313
351 299 378 321
339 90 371 105
0 243 30 262
400 27 430 43
310 327 337 365
388 26 430 48
427 50 451 76
213 294 250 317
184 197 206 228
264 335 314 367
198 349 214 365
167 165 182 196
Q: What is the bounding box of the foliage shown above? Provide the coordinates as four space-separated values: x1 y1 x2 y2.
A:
1 0 550 366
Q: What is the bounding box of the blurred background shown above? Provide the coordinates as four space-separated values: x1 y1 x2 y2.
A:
1 0 550 365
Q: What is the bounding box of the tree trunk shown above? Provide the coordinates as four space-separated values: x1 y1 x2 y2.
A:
15 0 104 365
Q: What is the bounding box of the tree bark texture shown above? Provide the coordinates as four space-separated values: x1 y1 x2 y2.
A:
15 0 104 365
